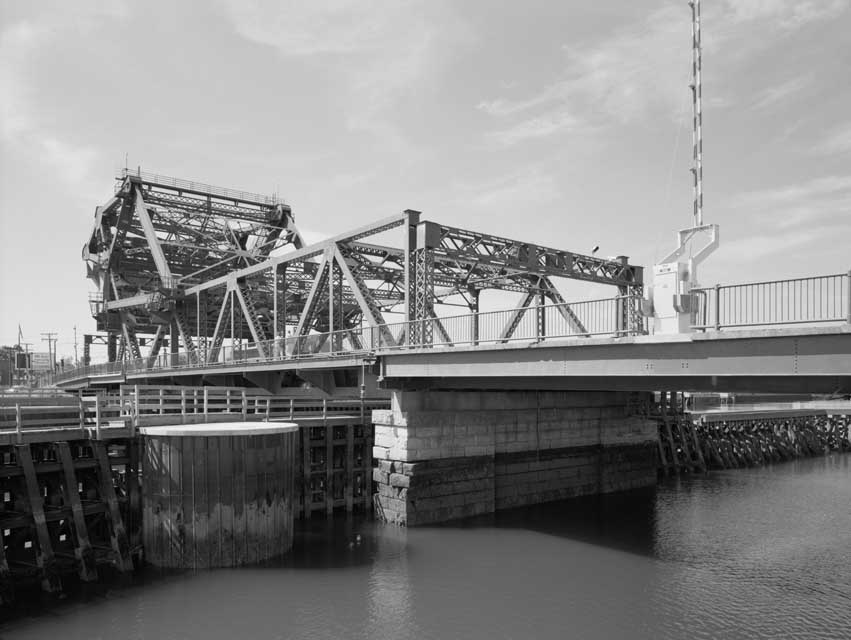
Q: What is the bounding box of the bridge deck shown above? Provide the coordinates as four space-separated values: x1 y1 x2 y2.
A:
379 326 851 393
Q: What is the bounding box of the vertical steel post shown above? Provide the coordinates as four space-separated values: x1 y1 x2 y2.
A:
273 264 279 348
470 289 480 346
846 269 851 324
714 283 721 330
403 210 421 324
94 396 101 440
196 291 201 361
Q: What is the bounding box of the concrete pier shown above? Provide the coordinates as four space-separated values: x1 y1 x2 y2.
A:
140 422 298 568
372 391 657 526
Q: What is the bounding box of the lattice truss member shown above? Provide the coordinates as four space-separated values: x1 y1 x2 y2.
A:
84 172 645 363
84 170 303 362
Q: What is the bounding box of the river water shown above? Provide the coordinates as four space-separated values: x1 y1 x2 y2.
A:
3 454 850 639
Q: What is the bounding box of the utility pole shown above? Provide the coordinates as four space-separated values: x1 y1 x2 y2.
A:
19 342 32 385
41 332 58 373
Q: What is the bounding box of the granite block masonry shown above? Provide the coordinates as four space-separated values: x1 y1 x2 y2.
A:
372 390 658 526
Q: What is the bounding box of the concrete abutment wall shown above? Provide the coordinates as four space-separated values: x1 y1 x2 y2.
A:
372 390 658 526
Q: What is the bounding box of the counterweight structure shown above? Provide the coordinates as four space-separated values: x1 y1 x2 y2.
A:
84 170 644 365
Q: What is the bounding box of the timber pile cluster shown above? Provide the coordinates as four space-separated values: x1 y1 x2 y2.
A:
658 413 850 474
694 415 850 469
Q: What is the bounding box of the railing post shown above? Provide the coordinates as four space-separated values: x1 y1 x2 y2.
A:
15 403 22 444
714 283 721 330
204 387 209 422
846 269 851 324
159 388 164 415
78 394 85 432
181 389 187 425
134 384 140 421
95 397 101 440
289 398 294 421
241 390 248 420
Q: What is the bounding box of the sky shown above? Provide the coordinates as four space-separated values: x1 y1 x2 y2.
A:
1 0 849 362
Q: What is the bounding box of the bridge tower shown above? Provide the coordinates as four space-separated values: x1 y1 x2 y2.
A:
650 0 719 334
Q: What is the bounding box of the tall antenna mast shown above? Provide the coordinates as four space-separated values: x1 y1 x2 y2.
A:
652 0 719 334
690 0 704 226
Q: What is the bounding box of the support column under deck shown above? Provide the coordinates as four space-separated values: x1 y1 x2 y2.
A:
372 390 658 526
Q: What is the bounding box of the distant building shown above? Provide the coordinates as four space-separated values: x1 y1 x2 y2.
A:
0 347 14 386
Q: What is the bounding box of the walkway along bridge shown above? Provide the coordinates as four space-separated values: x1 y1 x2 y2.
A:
52 268 851 396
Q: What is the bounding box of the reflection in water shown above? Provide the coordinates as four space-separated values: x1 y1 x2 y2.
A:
3 455 850 640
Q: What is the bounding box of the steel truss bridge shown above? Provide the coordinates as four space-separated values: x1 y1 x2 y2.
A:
80 170 643 362
54 171 851 394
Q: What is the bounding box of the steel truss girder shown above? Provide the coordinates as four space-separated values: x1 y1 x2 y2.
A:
295 251 331 337
234 283 269 358
83 170 643 361
426 222 642 288
173 304 198 363
538 276 588 336
499 290 537 342
334 245 396 347
146 324 166 367
119 311 142 360
207 290 232 363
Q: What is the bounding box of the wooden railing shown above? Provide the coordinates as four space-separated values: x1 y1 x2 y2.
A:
0 395 124 442
0 386 388 441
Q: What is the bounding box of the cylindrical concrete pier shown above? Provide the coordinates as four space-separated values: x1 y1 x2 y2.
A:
140 422 298 568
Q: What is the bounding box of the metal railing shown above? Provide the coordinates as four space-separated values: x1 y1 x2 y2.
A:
48 295 645 384
46 270 850 385
692 271 850 330
117 167 285 206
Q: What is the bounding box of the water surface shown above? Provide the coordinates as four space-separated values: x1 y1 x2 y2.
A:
3 455 849 639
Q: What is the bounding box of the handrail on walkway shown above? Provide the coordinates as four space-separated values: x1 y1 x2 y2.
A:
44 271 851 386
117 167 285 206
48 294 645 384
691 271 850 331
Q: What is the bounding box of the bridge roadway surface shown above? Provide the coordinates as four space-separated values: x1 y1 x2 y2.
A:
57 325 851 395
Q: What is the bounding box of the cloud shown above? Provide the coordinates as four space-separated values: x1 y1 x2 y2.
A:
727 0 848 29
218 0 418 56
716 169 851 264
477 0 849 146
0 7 128 196
475 5 690 147
217 0 466 149
750 76 809 110
813 123 851 156
718 227 822 262
454 167 561 210
488 110 587 146
728 175 851 228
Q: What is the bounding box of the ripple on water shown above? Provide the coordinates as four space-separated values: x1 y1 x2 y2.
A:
2 455 850 640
